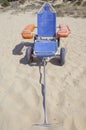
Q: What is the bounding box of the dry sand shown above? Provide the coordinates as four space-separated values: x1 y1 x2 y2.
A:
0 11 86 130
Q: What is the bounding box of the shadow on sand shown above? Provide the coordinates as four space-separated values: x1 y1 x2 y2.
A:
12 41 43 66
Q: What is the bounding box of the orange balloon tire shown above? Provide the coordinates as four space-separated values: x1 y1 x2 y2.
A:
22 24 35 39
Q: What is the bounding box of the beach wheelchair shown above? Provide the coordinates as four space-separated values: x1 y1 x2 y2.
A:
22 2 70 126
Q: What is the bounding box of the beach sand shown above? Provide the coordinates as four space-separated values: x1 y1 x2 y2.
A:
0 11 86 130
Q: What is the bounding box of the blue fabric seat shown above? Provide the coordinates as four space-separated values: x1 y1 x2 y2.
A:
34 40 58 57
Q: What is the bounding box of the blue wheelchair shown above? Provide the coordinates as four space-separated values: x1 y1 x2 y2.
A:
22 2 70 127
24 3 67 66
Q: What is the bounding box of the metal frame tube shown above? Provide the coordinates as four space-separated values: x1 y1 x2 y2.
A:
34 58 59 127
43 59 48 124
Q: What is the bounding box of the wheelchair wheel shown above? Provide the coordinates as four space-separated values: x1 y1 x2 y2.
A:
26 47 33 64
60 48 66 66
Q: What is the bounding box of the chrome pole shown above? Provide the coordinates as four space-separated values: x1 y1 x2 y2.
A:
43 58 48 124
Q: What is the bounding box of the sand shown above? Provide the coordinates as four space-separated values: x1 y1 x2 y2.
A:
0 10 86 130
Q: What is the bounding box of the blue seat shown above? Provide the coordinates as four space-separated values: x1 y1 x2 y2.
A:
34 3 58 58
34 40 58 57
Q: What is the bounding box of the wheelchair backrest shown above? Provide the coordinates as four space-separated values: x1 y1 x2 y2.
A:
37 3 56 37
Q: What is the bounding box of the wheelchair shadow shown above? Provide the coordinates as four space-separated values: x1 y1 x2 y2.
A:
12 41 44 66
12 42 33 55
49 56 61 66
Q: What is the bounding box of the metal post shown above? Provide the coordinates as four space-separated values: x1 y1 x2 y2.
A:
43 59 48 124
34 58 59 127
